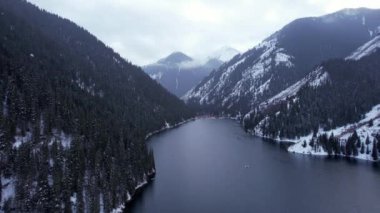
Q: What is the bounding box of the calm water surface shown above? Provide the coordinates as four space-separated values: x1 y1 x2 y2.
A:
129 119 380 213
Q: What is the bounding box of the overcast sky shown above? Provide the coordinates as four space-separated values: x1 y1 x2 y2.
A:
28 0 380 66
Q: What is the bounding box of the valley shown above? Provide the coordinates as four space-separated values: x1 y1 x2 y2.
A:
1 0 380 212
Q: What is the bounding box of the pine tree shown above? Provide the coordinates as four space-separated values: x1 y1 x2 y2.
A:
360 143 365 154
0 0 193 211
302 140 307 148
309 138 314 147
365 136 370 145
372 139 378 160
0 177 2 202
368 119 373 127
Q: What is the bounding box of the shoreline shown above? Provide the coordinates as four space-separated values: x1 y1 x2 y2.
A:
119 116 198 212
119 116 378 212
246 130 379 163
145 117 198 140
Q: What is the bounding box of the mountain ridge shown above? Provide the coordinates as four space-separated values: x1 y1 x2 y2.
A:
243 35 380 160
184 7 380 115
0 0 193 211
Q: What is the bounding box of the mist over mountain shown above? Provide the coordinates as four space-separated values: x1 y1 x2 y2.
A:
143 48 240 97
2 0 380 212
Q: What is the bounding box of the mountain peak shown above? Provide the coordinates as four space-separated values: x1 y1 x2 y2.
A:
158 52 193 64
337 7 373 15
319 7 379 23
209 47 240 62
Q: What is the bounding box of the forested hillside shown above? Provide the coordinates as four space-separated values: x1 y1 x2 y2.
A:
243 37 380 160
0 0 193 211
244 50 380 138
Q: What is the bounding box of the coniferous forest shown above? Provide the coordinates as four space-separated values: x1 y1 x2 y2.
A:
1 0 380 212
244 51 380 139
0 0 193 211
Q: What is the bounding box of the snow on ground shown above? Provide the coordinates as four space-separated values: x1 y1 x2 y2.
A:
215 57 246 92
111 204 125 213
220 38 293 107
1 176 16 207
99 193 105 213
72 73 104 97
369 30 373 37
259 66 327 110
135 180 148 191
308 71 330 88
321 8 360 23
288 104 380 161
346 35 380 61
2 95 7 117
70 193 77 213
184 35 294 107
145 118 195 140
13 131 32 149
113 56 121 64
49 129 72 149
110 173 151 213
12 127 72 150
150 71 163 80
254 78 271 95
275 51 293 67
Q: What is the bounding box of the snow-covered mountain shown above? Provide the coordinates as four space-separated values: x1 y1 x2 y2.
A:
184 8 380 115
209 47 240 62
143 52 224 97
243 35 380 161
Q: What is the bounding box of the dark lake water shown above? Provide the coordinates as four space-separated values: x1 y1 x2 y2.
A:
129 119 380 213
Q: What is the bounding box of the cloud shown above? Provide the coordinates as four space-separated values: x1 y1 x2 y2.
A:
28 0 380 66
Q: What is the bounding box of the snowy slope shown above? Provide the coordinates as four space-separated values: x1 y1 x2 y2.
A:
184 35 294 109
261 34 380 111
259 66 329 110
346 35 380 60
288 104 380 161
1 176 16 208
245 34 380 162
185 8 380 115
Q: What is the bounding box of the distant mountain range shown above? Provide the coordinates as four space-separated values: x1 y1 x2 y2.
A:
143 48 239 97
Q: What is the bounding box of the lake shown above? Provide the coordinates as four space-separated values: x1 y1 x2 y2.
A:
129 119 380 213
